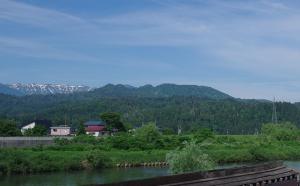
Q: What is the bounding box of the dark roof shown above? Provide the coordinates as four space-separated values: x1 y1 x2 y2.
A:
84 120 106 126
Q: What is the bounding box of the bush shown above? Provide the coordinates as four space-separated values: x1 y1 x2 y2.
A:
261 122 298 141
193 128 215 143
54 138 71 146
86 150 112 169
72 135 98 144
166 141 215 174
134 123 163 149
0 119 22 136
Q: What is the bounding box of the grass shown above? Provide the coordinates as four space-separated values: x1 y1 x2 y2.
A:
2 134 300 175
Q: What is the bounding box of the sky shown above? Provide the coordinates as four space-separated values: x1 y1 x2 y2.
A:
1 0 300 101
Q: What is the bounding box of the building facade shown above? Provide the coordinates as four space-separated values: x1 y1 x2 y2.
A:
50 126 71 136
84 120 108 137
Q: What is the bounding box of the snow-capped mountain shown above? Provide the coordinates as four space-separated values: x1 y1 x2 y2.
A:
7 83 92 95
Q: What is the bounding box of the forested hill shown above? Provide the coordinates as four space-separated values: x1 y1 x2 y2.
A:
90 84 232 99
0 83 232 99
0 84 300 134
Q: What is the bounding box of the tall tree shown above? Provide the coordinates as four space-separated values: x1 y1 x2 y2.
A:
76 123 86 135
0 119 22 136
100 112 126 132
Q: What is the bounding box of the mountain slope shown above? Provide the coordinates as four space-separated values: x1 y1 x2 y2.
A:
0 84 24 96
0 92 298 134
0 83 231 99
91 83 232 99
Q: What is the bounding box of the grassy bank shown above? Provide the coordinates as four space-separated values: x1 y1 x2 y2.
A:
2 122 300 175
0 148 168 175
1 135 300 175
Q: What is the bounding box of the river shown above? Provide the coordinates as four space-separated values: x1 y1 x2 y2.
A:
0 161 299 186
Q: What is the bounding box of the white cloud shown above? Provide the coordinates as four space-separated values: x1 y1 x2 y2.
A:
1 0 300 100
0 0 86 29
0 37 100 63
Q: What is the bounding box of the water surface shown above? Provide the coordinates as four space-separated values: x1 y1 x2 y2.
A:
0 161 299 186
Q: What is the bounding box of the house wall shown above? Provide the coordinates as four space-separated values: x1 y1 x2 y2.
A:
50 128 70 136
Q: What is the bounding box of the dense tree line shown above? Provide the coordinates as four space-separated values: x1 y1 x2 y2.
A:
0 93 300 134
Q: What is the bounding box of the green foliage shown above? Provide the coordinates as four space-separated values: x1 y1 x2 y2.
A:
193 128 215 143
3 91 300 135
162 128 176 135
261 122 299 141
135 123 161 142
76 123 86 136
72 135 98 144
0 119 21 136
86 150 112 169
135 123 164 149
24 125 47 136
100 112 126 132
166 141 215 174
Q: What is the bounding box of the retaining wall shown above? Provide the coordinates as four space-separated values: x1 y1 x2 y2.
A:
0 136 72 148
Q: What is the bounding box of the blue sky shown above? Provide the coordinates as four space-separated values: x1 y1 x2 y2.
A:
1 0 300 101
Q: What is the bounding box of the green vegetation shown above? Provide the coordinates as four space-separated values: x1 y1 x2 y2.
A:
1 86 300 135
166 141 215 174
0 119 21 136
24 125 47 136
1 122 300 175
100 112 126 132
76 123 86 136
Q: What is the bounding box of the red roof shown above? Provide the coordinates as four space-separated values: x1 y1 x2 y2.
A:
85 125 106 132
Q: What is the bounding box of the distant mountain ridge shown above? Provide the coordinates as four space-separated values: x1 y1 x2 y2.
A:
90 83 232 99
0 83 231 99
0 84 24 96
0 83 91 95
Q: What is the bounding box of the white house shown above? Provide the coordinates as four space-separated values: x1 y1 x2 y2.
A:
21 122 36 134
50 126 71 136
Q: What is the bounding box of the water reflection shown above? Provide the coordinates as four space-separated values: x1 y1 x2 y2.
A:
0 161 299 186
0 167 169 186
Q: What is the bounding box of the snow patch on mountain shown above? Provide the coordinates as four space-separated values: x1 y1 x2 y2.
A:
8 83 92 95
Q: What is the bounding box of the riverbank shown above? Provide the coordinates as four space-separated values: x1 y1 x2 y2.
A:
1 134 300 175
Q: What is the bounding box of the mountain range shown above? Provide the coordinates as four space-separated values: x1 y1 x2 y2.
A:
0 83 231 99
0 83 91 96
0 83 297 134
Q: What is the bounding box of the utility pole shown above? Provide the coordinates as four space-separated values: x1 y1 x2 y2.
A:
177 125 182 135
272 97 278 124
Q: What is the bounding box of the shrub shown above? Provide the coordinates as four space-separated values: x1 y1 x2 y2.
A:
86 150 112 169
54 138 71 146
134 123 163 149
0 119 22 136
166 141 215 174
72 135 97 144
193 128 215 143
261 122 298 141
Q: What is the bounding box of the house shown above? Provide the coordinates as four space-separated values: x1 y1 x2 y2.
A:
21 119 52 134
84 120 108 137
50 126 71 136
21 122 36 134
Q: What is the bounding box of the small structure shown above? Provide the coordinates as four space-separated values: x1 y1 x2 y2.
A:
84 120 108 137
21 122 36 134
20 120 52 134
50 126 71 136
